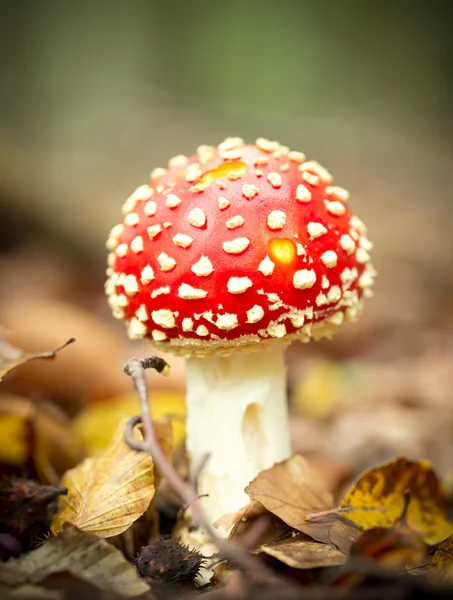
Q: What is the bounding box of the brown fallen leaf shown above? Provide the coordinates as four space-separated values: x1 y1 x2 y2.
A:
331 513 428 590
349 526 428 569
0 524 150 597
51 418 167 538
0 336 75 382
328 518 364 555
340 458 453 544
217 499 268 536
258 533 347 569
221 500 293 549
427 534 453 582
245 454 334 543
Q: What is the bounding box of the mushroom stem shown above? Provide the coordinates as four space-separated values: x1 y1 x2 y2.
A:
185 343 291 527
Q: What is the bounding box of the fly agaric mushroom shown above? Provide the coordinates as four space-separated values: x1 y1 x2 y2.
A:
105 137 376 526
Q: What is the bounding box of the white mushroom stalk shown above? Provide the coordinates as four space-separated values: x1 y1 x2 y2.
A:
185 344 291 527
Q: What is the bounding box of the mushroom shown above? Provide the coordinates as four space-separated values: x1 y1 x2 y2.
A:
105 137 376 528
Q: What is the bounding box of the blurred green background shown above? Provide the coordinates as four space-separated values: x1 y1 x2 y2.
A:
1 0 453 478
0 0 452 295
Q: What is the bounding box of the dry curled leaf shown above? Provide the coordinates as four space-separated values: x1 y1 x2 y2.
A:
259 534 347 569
340 458 453 544
245 454 333 543
0 524 150 597
0 336 75 381
51 418 163 538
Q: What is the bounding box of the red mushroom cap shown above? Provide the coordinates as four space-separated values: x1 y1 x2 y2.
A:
105 137 376 356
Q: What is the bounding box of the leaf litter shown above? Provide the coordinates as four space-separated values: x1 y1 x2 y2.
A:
340 458 453 544
1 323 453 598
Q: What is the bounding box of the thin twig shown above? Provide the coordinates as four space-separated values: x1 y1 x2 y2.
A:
305 505 386 522
122 356 283 584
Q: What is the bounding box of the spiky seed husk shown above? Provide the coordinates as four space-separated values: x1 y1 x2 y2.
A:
136 538 205 583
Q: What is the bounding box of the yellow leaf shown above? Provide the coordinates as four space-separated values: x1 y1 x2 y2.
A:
0 415 27 464
51 419 156 537
72 391 185 454
292 360 344 418
341 458 453 545
0 394 85 478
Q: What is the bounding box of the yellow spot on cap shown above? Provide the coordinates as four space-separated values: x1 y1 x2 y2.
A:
268 238 296 266
198 161 247 188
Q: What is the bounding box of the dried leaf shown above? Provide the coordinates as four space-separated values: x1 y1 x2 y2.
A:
350 526 428 568
0 525 150 597
51 419 157 537
341 458 453 544
0 337 75 381
245 454 333 542
218 500 267 539
328 518 364 555
330 522 428 590
226 500 292 548
428 534 453 582
259 534 347 569
72 391 186 455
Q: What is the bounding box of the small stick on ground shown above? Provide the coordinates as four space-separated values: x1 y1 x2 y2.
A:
122 356 286 586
